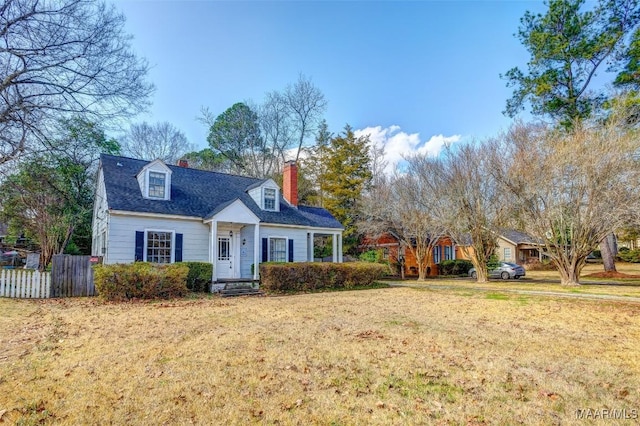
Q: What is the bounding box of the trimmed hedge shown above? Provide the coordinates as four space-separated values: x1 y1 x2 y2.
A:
183 262 213 292
94 262 189 301
618 249 640 263
438 259 474 275
259 262 388 293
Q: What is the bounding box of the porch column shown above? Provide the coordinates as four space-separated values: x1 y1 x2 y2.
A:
308 232 315 261
338 233 343 263
332 233 338 262
253 223 260 280
211 220 218 282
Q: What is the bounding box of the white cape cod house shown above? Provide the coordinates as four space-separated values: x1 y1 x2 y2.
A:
91 155 344 288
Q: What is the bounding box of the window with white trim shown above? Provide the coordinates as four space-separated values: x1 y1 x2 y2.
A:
444 245 452 261
147 231 172 263
264 188 276 210
504 247 512 261
269 237 287 262
148 171 166 199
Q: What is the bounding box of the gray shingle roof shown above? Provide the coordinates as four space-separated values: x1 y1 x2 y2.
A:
499 229 538 245
100 154 343 230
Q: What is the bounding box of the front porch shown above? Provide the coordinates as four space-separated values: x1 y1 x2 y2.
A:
204 199 342 290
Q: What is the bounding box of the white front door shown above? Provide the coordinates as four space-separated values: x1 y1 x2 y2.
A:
216 236 234 279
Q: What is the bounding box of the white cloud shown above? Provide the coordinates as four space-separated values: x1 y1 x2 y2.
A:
354 126 461 174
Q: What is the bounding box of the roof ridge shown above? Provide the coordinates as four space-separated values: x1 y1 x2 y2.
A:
102 153 263 183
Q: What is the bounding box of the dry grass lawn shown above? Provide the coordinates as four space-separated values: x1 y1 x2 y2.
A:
1 285 639 425
398 263 640 299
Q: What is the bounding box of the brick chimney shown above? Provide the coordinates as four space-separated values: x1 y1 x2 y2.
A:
283 161 298 207
177 159 188 168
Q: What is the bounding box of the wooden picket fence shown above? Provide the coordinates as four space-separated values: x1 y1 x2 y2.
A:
0 269 51 298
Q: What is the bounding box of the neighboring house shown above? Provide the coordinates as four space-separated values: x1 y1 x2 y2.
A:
92 155 344 288
496 229 541 265
361 232 468 276
362 229 541 275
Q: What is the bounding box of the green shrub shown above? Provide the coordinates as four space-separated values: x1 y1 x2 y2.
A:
439 259 474 275
487 254 501 270
259 262 388 293
359 249 383 263
618 249 640 263
94 262 189 301
182 262 212 292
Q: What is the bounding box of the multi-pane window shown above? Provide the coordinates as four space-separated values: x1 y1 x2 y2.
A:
218 237 230 260
444 245 452 261
264 188 276 210
147 231 172 263
382 247 389 260
269 237 287 262
434 246 441 264
504 247 512 261
148 172 166 198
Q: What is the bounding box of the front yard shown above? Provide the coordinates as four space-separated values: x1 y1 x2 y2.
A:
1 280 639 424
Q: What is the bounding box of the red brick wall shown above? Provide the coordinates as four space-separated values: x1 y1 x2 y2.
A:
361 233 470 276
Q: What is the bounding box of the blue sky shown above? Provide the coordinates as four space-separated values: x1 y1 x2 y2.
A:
114 0 547 170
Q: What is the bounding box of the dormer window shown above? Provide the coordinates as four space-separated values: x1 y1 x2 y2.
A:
137 159 172 201
148 172 166 199
264 188 276 210
246 179 280 211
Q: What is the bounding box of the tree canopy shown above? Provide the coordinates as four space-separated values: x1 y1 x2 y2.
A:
0 0 153 165
206 102 264 176
503 0 640 127
0 119 118 268
120 122 193 164
320 125 372 248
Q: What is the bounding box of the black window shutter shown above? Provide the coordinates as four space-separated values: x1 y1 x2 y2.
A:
262 238 268 262
175 233 183 262
135 231 144 262
288 239 294 262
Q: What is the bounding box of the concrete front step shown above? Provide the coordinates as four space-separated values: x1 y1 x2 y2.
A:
220 288 264 297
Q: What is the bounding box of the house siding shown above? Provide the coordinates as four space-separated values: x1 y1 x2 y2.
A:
260 225 308 262
106 214 209 264
91 169 109 257
496 237 517 263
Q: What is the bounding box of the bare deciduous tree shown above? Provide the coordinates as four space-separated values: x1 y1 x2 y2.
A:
258 91 292 174
500 118 640 285
408 143 509 283
285 74 327 163
0 0 153 165
359 172 444 281
121 122 194 164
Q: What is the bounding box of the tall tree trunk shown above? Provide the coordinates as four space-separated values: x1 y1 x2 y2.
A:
599 233 617 272
554 257 585 286
413 245 429 282
474 266 489 283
